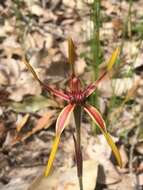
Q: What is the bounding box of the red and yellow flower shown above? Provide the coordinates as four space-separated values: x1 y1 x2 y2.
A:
23 37 122 177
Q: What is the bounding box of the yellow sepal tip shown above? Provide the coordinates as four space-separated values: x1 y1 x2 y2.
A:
44 135 60 177
102 130 122 168
107 47 120 71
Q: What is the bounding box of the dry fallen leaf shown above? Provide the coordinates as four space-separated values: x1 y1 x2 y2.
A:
98 77 134 97
97 159 121 185
0 89 9 103
16 114 30 133
119 145 128 168
28 160 98 190
21 111 55 141
12 110 56 145
138 173 143 186
107 174 135 190
30 4 44 16
0 121 7 144
63 0 76 8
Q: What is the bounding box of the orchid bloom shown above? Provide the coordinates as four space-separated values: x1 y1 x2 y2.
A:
23 38 122 179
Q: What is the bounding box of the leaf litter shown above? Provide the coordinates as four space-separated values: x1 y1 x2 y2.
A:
0 0 143 189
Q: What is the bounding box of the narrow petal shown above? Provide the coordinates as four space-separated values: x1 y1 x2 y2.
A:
44 86 69 101
102 131 122 168
107 47 120 71
45 104 75 176
56 104 75 135
68 37 76 65
83 71 107 98
44 135 60 177
23 56 69 101
84 104 106 130
23 56 41 83
68 37 76 75
84 104 122 167
83 48 120 98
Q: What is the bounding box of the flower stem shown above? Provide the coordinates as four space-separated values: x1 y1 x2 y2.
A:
73 106 83 190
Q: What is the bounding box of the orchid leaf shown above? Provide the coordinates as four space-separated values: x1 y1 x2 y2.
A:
56 104 75 135
45 135 60 177
84 104 122 167
107 47 120 71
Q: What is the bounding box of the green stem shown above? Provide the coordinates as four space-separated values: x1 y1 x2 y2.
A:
92 0 101 79
90 0 101 133
73 106 83 190
121 0 133 50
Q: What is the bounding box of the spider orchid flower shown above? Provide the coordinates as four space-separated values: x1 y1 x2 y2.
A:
23 38 122 180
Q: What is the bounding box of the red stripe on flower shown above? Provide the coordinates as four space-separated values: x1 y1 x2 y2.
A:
23 56 69 101
69 77 82 92
41 83 69 101
84 104 122 167
56 104 75 135
83 71 107 98
84 104 106 130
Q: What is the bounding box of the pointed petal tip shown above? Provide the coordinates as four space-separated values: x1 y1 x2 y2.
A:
23 56 69 101
68 36 76 67
84 104 122 168
44 135 60 177
23 56 41 83
107 47 120 71
67 36 73 42
104 132 123 168
84 71 107 98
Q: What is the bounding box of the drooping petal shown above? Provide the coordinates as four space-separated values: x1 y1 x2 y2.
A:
56 104 75 135
23 55 42 83
84 104 122 167
23 56 69 101
44 104 75 177
101 131 122 168
44 135 60 177
107 47 120 71
84 104 106 130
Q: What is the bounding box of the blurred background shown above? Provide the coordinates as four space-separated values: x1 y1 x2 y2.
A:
0 0 143 189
